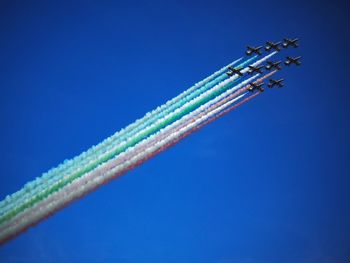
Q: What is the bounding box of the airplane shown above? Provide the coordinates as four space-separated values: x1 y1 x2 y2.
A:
227 66 244 76
282 38 299 48
248 65 264 74
265 41 282 51
285 56 302 66
248 82 265 92
265 61 282 71
268 78 284 88
246 45 263 56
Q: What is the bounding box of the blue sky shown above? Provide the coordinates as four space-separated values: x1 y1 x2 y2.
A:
0 1 349 262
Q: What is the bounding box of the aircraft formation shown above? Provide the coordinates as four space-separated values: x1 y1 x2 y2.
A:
0 38 301 244
230 38 301 92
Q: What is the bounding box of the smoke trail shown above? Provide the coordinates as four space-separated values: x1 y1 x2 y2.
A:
0 76 254 234
0 54 275 225
80 71 276 182
0 56 246 214
0 91 250 244
0 57 247 215
0 58 249 221
0 71 269 242
157 92 261 155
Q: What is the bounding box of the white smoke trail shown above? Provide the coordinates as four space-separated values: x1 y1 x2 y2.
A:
0 52 275 226
0 57 244 213
0 89 249 243
0 57 259 224
0 73 258 241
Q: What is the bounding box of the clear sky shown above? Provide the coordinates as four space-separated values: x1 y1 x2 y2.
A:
0 0 349 262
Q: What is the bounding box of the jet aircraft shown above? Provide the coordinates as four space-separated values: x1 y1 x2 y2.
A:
266 61 282 71
285 56 302 66
248 65 264 74
282 38 299 48
268 78 284 88
248 82 265 92
246 45 263 56
227 66 244 76
265 41 282 51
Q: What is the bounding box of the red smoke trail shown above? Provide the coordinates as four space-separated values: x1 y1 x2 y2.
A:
125 92 261 171
0 91 260 245
114 71 276 170
0 70 275 244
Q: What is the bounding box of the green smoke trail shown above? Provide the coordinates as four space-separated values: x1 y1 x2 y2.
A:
0 57 256 221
